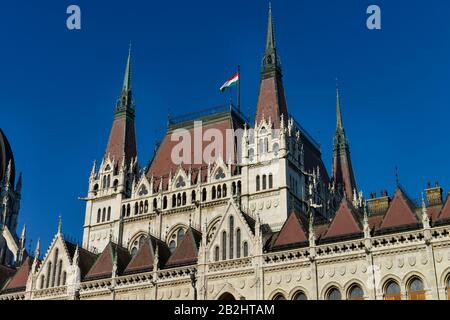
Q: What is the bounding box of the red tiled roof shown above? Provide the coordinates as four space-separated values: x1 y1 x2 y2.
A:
105 114 137 167
63 240 98 279
439 193 450 220
147 113 243 190
427 205 443 222
84 242 131 281
323 199 362 240
3 257 34 292
124 236 171 275
368 215 384 231
314 224 329 240
379 188 419 230
165 227 201 268
0 264 15 290
272 210 307 248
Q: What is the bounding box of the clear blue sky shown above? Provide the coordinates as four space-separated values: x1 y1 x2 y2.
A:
1 0 449 252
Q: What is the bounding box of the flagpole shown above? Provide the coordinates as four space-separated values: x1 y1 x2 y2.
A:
237 65 241 113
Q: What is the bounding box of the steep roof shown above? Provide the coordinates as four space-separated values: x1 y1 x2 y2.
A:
124 236 171 275
84 242 131 281
323 199 363 240
0 128 15 186
165 227 201 268
147 110 244 191
379 188 419 231
271 210 308 249
0 264 16 290
3 257 34 293
439 193 450 221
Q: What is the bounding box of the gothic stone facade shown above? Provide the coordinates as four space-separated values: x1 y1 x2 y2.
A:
1 5 450 301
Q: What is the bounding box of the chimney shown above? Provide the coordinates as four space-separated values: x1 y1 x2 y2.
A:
368 191 390 215
425 181 443 206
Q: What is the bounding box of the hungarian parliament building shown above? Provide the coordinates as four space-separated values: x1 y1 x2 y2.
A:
1 5 450 301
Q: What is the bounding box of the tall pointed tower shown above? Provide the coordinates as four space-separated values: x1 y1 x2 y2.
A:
332 83 357 199
254 2 289 128
104 47 137 168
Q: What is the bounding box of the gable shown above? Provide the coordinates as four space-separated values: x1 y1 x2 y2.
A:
324 200 362 239
272 211 307 248
124 236 170 274
380 189 418 230
165 228 201 268
84 242 131 281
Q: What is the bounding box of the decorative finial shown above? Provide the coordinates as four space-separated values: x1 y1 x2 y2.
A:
57 215 63 234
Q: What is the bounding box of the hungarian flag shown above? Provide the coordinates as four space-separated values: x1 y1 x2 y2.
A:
220 72 239 92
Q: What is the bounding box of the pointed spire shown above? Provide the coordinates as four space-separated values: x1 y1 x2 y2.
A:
20 224 26 243
73 245 80 266
34 239 40 259
266 1 275 52
336 79 344 131
123 43 132 92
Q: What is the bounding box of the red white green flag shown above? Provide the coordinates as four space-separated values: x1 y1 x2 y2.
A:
220 72 239 92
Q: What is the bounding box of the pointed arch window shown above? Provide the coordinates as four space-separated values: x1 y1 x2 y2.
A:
172 195 176 208
223 184 227 197
229 216 234 260
237 181 241 195
191 190 196 203
221 231 227 260
243 241 249 257
214 246 220 262
202 188 207 202
177 193 181 206
326 287 341 300
348 284 364 300
134 203 138 215
269 174 273 189
408 277 425 300
51 249 59 287
163 196 168 209
102 208 106 222
212 186 217 200
144 200 149 213
236 228 241 258
256 175 261 192
40 275 45 289
182 192 187 206
127 204 131 216
107 207 111 221
46 262 52 288
232 182 237 195
122 205 126 218
153 199 158 211
97 209 101 223
217 185 222 198
169 240 176 253
177 228 185 244
264 137 269 153
62 272 67 286
56 259 63 287
384 280 401 300
262 175 267 190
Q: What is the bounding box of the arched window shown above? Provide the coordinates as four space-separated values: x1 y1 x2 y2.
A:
182 192 186 205
97 209 101 223
214 246 219 262
131 247 138 257
40 275 45 289
62 272 67 286
107 175 111 188
447 276 450 300
169 240 176 253
177 228 185 244
191 190 196 203
46 262 52 288
217 185 222 198
212 186 217 200
127 204 131 216
107 207 111 221
232 182 236 195
163 196 168 209
51 249 59 287
264 137 269 153
102 208 106 222
121 205 126 218
348 284 364 300
134 203 138 215
326 287 341 300
408 277 425 300
293 291 307 300
243 241 249 257
223 184 227 197
273 293 286 300
237 181 241 195
56 259 63 287
102 176 106 189
269 174 273 189
263 175 267 190
113 179 118 191
229 216 234 260
236 228 241 258
222 231 227 260
256 175 260 191
177 193 181 206
139 201 143 214
153 198 158 210
202 188 207 201
172 194 176 208
384 280 401 300
144 200 149 213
